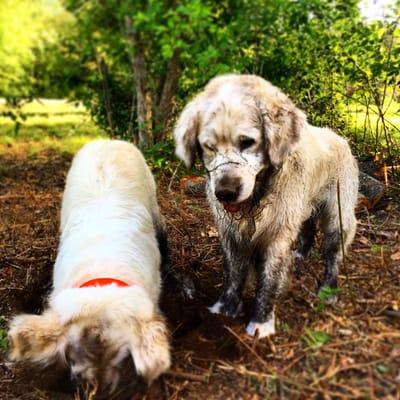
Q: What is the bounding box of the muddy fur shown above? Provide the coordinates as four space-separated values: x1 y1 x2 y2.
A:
174 74 359 337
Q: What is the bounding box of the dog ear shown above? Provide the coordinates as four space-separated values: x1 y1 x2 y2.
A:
8 310 64 365
263 105 306 168
130 315 171 383
174 98 203 168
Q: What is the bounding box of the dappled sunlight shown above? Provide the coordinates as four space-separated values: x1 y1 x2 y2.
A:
0 99 87 115
341 98 400 142
0 99 105 156
0 135 103 157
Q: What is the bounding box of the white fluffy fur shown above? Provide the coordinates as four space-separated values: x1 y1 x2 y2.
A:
8 140 170 390
54 139 162 300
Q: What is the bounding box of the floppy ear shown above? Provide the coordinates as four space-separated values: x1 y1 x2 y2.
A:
174 98 203 168
130 315 170 383
264 105 306 168
8 310 64 365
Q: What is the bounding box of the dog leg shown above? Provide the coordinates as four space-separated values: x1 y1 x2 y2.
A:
294 216 317 275
318 191 357 303
209 240 250 318
156 223 195 300
155 222 169 268
246 243 290 338
318 230 340 303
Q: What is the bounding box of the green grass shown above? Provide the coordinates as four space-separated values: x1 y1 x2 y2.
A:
0 98 86 115
0 316 8 352
303 329 331 349
0 328 8 351
0 99 106 155
341 97 400 143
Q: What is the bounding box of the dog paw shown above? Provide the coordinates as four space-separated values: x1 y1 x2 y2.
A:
181 275 196 300
246 315 275 338
208 299 243 318
293 250 304 260
208 301 223 315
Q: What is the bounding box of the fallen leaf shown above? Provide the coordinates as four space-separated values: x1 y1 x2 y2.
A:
390 250 400 261
358 236 370 245
207 227 219 238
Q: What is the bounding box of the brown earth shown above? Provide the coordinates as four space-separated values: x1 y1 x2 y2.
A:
0 149 399 399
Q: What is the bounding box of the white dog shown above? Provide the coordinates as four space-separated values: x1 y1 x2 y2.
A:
174 74 358 338
8 140 170 395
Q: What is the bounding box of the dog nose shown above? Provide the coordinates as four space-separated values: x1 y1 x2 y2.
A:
215 187 240 202
215 178 241 202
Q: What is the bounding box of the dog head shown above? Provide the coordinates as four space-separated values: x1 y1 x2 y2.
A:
8 287 170 396
174 74 306 213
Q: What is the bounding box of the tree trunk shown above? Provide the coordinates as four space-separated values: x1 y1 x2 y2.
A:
127 88 137 145
95 53 114 134
125 16 153 149
154 48 181 140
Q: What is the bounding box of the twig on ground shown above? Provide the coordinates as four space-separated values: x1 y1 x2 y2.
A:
164 370 208 383
225 326 269 368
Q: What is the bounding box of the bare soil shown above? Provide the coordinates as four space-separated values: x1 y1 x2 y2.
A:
0 149 399 399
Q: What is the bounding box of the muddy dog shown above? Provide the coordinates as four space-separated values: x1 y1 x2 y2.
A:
174 74 358 338
8 140 170 396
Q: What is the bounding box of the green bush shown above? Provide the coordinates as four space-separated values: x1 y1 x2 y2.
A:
2 0 399 164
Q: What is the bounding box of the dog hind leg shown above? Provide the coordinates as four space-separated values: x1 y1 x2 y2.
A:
294 216 317 275
319 185 357 303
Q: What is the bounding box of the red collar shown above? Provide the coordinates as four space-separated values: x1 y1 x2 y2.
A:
79 277 130 288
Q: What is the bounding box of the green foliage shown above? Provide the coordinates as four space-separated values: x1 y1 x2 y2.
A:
49 0 233 142
1 0 399 162
0 316 8 351
0 329 8 351
280 322 290 333
303 329 331 349
370 244 388 254
0 0 72 97
314 287 341 312
0 99 105 156
375 364 390 374
143 140 178 176
0 99 29 135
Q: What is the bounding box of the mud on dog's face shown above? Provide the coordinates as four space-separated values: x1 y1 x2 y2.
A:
198 102 266 212
174 75 305 213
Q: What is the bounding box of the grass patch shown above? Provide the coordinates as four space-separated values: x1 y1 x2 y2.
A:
341 98 400 146
0 328 8 352
0 135 103 157
0 316 8 352
0 98 86 115
0 99 106 156
303 329 331 349
370 244 389 254
314 287 341 312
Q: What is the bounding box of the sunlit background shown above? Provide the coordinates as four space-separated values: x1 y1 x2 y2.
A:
0 0 399 163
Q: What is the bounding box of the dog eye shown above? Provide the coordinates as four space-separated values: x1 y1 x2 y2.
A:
239 137 256 151
203 142 216 152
